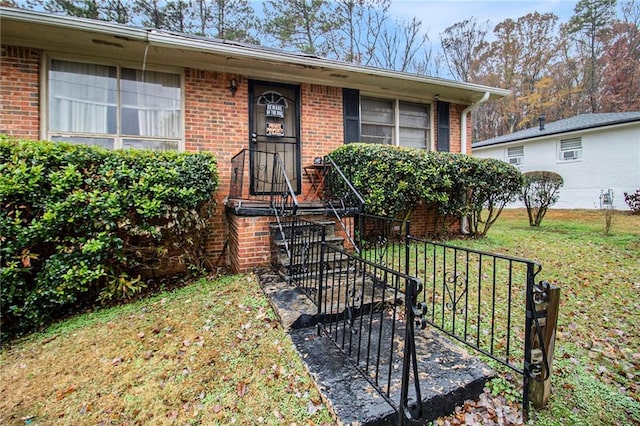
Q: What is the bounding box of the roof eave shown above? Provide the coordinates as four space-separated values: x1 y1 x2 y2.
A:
1 6 510 103
473 117 640 149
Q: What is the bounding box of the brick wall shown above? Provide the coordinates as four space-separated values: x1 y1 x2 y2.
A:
226 214 272 273
408 203 461 237
0 45 40 139
299 84 344 197
433 102 472 154
183 69 249 265
449 103 473 154
0 44 470 272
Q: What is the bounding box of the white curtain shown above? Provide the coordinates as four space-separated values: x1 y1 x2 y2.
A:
121 69 180 138
49 60 116 134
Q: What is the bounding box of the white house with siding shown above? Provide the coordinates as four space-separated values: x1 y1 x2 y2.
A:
472 112 640 210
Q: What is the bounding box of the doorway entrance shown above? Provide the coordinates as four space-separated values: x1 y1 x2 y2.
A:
249 81 301 195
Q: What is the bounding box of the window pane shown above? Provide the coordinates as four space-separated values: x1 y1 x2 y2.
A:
399 128 427 149
361 124 393 144
508 146 524 156
560 138 582 150
123 139 179 151
52 135 114 149
361 98 393 124
399 102 429 149
49 60 117 134
121 68 181 138
399 102 428 128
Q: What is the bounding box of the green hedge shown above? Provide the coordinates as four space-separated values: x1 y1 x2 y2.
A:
0 137 219 340
520 171 564 226
329 144 522 236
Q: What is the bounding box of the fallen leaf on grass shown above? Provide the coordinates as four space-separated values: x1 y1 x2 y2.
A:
41 335 58 345
56 385 77 400
237 381 248 397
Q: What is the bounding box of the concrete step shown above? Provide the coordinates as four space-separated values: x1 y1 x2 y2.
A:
269 220 336 240
272 234 344 249
256 267 495 425
289 323 494 425
272 238 346 271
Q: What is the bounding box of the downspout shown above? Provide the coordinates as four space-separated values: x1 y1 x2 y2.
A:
460 91 490 234
460 91 490 154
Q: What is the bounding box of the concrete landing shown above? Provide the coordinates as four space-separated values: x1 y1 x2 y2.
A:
256 268 495 425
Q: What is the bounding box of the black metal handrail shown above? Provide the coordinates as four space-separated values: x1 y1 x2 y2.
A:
355 216 550 421
269 151 299 217
229 149 247 200
317 241 424 423
229 148 298 260
323 155 365 253
270 152 299 262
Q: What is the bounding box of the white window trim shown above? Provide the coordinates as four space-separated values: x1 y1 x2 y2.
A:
41 54 185 151
506 145 524 166
557 137 582 163
360 95 433 150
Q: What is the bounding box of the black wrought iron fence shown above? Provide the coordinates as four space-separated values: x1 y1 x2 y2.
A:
317 243 425 423
229 149 246 200
359 214 409 275
323 155 365 252
283 217 327 297
353 213 553 420
405 238 533 369
230 149 298 259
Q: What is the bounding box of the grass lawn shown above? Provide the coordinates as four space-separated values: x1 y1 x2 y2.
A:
0 275 335 425
445 209 640 425
1 209 638 425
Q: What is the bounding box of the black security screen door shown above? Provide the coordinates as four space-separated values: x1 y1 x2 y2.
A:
249 81 301 195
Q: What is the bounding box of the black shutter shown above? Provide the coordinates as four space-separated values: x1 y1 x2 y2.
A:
437 101 450 152
343 88 360 144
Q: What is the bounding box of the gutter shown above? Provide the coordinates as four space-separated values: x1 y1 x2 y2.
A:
472 118 640 149
460 91 490 235
1 6 511 101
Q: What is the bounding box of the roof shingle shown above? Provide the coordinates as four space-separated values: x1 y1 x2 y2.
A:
473 112 640 148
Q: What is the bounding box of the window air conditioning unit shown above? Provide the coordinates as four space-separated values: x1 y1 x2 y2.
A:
509 157 522 165
562 150 579 160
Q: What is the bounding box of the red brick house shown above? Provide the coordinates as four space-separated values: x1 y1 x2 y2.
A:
0 7 509 272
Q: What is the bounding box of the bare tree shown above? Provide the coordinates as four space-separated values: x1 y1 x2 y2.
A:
102 0 131 24
134 0 165 29
35 0 100 18
324 0 390 64
163 0 192 33
440 17 489 82
373 16 429 72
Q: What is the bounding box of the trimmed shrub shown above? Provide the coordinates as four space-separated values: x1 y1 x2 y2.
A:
462 157 523 237
0 137 219 340
624 189 640 214
328 144 522 238
520 171 564 226
328 144 448 221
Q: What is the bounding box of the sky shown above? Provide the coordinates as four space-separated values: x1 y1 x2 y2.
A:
388 0 579 42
